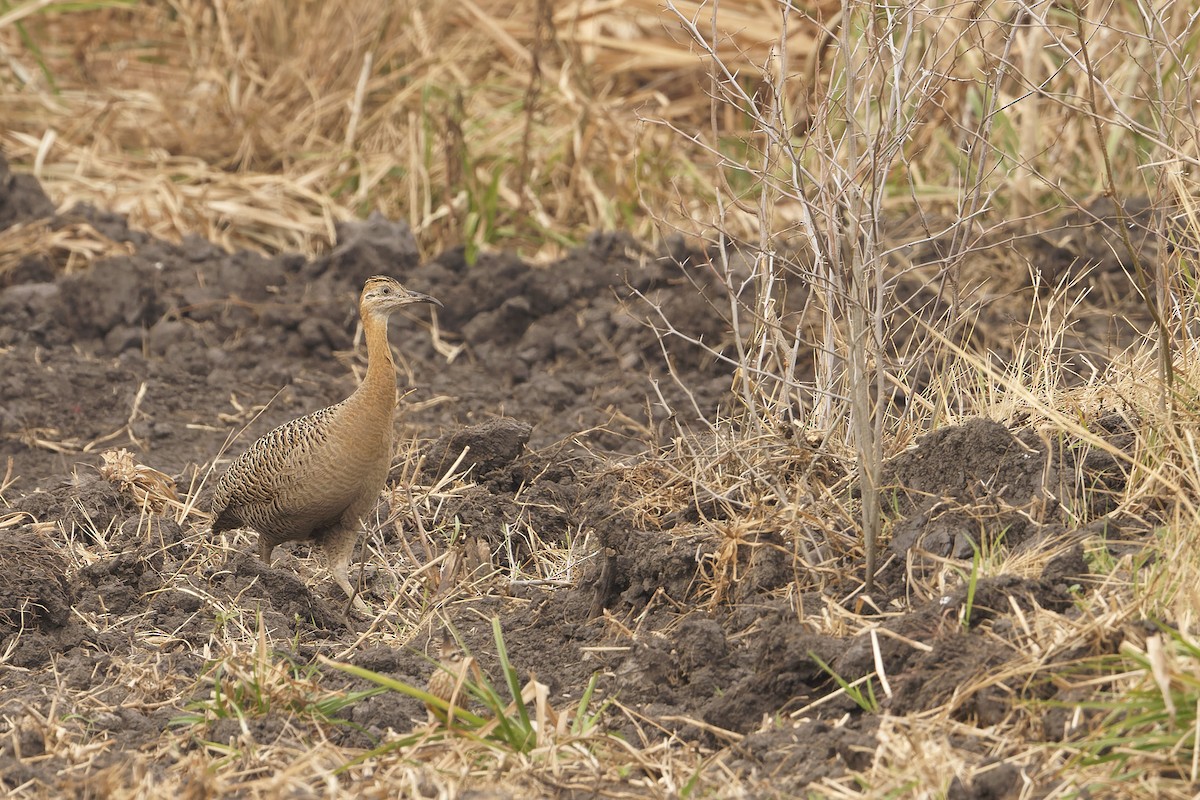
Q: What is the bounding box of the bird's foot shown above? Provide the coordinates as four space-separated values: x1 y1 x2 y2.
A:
345 593 374 620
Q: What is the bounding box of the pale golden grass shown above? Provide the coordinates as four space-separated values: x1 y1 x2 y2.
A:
4 0 807 257
0 215 133 277
1 0 1188 260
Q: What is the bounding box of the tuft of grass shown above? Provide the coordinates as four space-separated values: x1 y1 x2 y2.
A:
170 614 384 733
324 617 614 771
809 650 880 714
953 531 1009 631
1053 627 1200 792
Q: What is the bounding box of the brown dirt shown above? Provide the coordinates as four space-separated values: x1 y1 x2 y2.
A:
0 152 1163 794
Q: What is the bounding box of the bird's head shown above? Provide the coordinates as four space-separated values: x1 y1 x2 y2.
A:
359 275 442 318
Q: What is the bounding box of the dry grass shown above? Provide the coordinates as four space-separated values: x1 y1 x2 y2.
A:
0 0 828 258
8 0 1181 260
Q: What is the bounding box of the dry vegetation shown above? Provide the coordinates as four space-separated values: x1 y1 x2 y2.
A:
4 0 1200 797
1 0 827 258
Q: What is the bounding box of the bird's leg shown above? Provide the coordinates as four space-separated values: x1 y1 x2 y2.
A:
322 522 370 615
257 535 275 563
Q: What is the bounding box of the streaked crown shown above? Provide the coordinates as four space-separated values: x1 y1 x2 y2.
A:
360 275 442 313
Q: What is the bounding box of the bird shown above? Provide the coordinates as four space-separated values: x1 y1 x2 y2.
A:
209 275 441 612
426 632 473 723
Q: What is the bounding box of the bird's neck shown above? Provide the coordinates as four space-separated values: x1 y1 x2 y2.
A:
348 310 397 418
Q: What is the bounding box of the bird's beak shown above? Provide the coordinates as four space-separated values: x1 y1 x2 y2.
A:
407 291 443 308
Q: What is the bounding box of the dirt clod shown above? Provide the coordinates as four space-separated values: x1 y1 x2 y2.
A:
0 528 74 630
421 417 532 482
